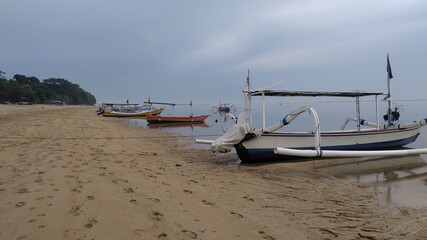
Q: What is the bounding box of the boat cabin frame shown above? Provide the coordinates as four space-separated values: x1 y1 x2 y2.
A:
244 89 386 132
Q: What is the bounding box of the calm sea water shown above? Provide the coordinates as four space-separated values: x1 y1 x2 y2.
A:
127 99 427 209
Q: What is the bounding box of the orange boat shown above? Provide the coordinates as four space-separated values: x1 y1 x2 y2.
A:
146 115 209 123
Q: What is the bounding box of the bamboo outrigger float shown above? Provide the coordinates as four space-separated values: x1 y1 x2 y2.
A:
196 55 427 163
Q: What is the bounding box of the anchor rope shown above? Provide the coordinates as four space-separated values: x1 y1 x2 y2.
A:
0 134 221 140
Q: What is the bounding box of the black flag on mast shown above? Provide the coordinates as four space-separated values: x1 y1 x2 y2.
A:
387 53 393 79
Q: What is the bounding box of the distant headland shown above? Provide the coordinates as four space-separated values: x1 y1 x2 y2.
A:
0 71 96 105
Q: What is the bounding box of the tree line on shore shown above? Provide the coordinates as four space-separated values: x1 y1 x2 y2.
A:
0 71 96 105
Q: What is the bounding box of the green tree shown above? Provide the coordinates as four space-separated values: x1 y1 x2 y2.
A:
14 74 40 85
0 73 96 104
43 78 96 104
0 71 8 102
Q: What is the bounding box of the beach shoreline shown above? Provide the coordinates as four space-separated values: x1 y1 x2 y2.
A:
0 105 426 240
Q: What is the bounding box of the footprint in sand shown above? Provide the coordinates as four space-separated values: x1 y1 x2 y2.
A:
84 218 98 228
149 211 163 221
69 205 81 216
133 229 144 237
112 179 129 184
243 195 255 202
182 230 197 239
123 188 134 193
139 151 158 156
157 232 167 239
148 197 160 203
183 189 193 194
34 176 43 183
202 200 215 206
16 188 29 194
86 195 95 200
230 211 243 218
258 230 276 240
15 202 26 207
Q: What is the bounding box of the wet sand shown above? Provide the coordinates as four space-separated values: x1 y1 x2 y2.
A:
0 105 426 240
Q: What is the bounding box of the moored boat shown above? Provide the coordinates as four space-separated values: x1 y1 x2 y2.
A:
99 103 164 117
196 55 427 163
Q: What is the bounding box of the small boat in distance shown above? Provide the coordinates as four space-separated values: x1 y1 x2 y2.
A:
144 99 209 123
146 114 209 123
196 55 427 163
212 103 236 114
99 103 164 117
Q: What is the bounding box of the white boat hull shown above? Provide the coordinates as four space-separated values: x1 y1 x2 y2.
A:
236 126 422 163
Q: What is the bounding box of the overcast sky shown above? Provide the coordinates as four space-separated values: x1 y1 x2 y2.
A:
1 0 427 104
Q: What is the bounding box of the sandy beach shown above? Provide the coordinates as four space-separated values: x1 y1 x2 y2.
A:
0 105 426 240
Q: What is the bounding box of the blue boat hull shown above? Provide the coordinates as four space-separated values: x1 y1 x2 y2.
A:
236 132 420 163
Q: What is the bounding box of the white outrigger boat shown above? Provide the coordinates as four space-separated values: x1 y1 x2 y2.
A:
98 103 164 117
196 56 427 163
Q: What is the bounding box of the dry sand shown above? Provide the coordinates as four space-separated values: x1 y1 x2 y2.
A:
0 105 426 240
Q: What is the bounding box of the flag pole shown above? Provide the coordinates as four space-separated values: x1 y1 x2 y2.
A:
386 52 394 127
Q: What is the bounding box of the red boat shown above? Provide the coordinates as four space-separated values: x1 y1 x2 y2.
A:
145 115 209 123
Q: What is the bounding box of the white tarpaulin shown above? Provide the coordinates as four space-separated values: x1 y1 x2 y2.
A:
211 112 253 153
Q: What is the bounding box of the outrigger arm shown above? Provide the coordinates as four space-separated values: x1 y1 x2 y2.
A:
265 106 322 155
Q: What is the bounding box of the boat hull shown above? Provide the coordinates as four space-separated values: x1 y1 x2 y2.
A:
146 115 209 123
236 126 422 163
102 108 164 117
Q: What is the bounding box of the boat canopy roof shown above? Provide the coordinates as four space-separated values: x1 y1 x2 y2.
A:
102 103 139 106
144 101 177 106
245 90 385 98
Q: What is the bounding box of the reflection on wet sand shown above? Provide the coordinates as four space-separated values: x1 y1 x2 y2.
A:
317 155 427 208
318 155 427 178
147 122 209 129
